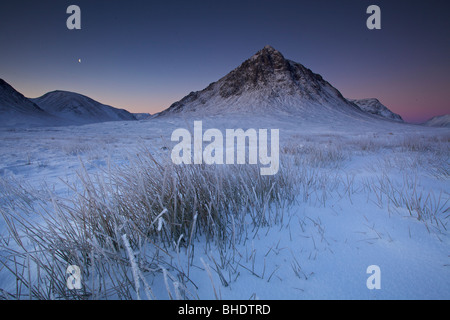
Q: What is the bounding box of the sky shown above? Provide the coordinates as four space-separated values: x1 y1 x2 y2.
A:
0 0 449 123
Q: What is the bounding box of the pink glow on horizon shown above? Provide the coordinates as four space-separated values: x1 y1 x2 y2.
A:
11 72 450 123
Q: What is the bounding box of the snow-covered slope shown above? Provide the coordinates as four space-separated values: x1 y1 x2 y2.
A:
349 98 403 122
31 91 136 125
0 79 58 127
422 114 450 128
157 45 375 122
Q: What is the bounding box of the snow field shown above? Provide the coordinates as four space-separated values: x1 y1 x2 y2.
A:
0 118 448 299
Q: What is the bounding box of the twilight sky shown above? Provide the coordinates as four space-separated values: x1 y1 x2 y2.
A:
0 0 449 122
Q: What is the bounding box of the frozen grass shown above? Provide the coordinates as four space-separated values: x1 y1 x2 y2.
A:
0 148 301 299
363 170 449 230
0 131 448 299
281 136 348 169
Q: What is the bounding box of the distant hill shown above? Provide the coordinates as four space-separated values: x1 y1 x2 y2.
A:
422 114 450 128
133 112 152 120
349 98 403 122
0 78 137 127
31 91 136 125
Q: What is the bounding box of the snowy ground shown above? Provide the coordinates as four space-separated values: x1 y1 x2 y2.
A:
0 115 449 300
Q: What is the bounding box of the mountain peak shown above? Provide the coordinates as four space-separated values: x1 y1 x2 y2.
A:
158 46 363 117
256 45 284 57
246 45 287 70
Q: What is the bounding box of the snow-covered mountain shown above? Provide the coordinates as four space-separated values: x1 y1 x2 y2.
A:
157 45 374 121
0 79 58 127
349 98 403 122
31 91 136 125
0 79 136 127
422 114 450 128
